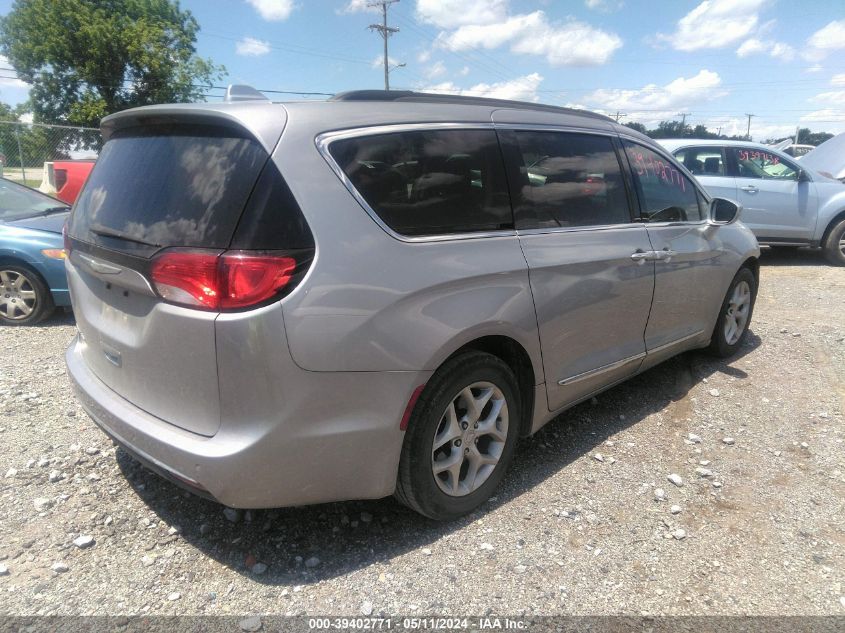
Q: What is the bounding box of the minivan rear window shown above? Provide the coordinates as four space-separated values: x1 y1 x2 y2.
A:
69 125 268 252
328 129 512 237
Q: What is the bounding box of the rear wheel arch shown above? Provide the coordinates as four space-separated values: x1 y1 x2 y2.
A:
441 335 536 438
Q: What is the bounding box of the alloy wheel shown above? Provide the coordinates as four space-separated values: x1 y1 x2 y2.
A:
431 381 509 497
723 280 751 345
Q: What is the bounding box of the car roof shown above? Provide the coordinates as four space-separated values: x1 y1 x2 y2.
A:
101 88 652 149
658 138 776 152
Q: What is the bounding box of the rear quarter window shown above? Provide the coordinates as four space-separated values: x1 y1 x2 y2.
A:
327 129 512 237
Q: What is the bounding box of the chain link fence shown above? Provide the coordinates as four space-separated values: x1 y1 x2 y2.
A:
0 120 101 189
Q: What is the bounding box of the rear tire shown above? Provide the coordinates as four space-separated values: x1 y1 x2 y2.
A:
708 267 757 357
822 218 845 266
0 264 54 326
395 351 521 521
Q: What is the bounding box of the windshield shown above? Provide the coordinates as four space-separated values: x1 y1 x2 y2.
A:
0 178 68 222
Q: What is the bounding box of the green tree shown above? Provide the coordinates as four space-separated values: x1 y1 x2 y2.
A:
0 0 224 127
624 121 647 134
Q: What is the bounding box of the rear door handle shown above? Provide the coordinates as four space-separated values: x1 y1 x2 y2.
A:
631 250 659 264
741 185 759 193
657 249 677 262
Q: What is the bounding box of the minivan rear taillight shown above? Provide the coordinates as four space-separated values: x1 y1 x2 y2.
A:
150 250 297 311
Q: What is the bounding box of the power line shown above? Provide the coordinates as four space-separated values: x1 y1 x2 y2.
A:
368 0 401 91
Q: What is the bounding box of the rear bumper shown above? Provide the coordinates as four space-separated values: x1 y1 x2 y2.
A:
66 334 430 508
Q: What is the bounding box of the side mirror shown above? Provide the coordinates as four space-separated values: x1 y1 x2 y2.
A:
710 198 742 225
797 168 810 182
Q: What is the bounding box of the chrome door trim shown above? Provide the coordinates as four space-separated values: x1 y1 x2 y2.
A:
558 352 646 386
647 329 707 355
516 223 646 237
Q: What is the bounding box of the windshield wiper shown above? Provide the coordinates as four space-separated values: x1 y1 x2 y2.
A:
30 206 70 218
10 205 70 219
89 224 161 248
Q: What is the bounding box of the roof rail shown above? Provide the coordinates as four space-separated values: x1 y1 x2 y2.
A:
224 84 269 102
330 90 614 122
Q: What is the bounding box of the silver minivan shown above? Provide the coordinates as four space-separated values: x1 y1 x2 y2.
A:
65 88 760 520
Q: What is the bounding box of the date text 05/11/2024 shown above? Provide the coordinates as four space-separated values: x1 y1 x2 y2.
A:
307 617 529 630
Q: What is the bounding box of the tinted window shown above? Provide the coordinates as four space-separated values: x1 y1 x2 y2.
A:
329 129 511 237
230 163 313 251
730 147 798 180
623 141 703 222
509 131 631 229
69 125 268 252
673 146 726 177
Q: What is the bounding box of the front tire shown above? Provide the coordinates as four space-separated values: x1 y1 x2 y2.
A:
395 351 521 521
0 265 54 326
708 267 757 357
823 218 845 266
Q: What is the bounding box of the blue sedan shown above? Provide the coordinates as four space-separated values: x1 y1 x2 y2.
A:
0 178 71 325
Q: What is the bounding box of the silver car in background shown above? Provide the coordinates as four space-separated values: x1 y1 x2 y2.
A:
65 88 760 520
660 138 845 265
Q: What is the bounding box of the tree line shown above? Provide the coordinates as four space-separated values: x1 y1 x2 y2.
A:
624 120 834 146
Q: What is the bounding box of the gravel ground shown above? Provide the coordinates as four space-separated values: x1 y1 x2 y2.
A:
1 248 844 618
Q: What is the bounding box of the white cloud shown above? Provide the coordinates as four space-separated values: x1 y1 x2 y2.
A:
236 37 271 56
831 74 845 87
338 0 378 14
424 72 544 102
416 0 509 29
657 0 766 52
799 109 845 134
0 54 28 89
585 0 624 12
736 37 794 61
810 90 845 106
371 55 400 69
805 64 823 73
424 60 447 79
417 49 432 63
459 66 470 76
437 11 622 66
801 109 845 123
804 20 845 61
584 70 727 126
246 0 294 21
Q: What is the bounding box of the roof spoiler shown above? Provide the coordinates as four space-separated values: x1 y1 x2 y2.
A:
224 84 269 102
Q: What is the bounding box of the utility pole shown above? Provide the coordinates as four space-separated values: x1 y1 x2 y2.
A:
745 113 755 140
368 0 400 91
614 111 626 123
677 112 690 126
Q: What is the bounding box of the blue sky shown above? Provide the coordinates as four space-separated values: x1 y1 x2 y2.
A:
1 0 844 140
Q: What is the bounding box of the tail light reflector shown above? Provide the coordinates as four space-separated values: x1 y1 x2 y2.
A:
150 250 297 311
54 168 68 193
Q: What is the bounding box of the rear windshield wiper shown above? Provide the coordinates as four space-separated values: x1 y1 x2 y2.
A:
89 223 161 248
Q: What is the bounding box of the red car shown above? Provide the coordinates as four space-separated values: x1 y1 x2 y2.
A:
40 160 95 204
